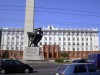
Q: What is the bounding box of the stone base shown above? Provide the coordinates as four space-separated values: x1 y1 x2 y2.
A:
23 47 44 60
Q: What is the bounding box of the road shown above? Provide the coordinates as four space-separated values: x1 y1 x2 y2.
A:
4 63 61 75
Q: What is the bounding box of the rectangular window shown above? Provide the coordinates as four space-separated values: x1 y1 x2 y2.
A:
64 42 66 45
21 42 23 45
16 36 19 39
11 47 14 50
12 42 14 44
21 47 23 50
49 37 52 40
16 47 18 50
54 42 56 45
12 37 14 40
59 37 61 41
40 42 42 45
63 37 66 41
86 38 88 41
73 38 75 41
21 37 23 40
7 47 9 50
77 38 79 41
45 37 47 40
68 37 70 41
49 42 52 45
16 42 19 44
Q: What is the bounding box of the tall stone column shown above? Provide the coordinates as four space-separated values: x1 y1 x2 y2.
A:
24 0 34 48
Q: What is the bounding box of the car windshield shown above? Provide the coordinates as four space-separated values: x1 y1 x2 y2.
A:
72 60 86 63
87 64 97 72
57 65 67 74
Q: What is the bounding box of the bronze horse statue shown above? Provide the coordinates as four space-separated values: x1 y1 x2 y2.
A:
27 28 43 47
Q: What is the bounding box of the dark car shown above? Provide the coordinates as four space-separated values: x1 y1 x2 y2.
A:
0 59 33 74
72 59 87 63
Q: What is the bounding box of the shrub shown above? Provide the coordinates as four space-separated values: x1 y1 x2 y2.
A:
66 60 70 63
55 58 64 63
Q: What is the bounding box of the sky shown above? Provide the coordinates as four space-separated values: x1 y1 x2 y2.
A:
0 0 100 29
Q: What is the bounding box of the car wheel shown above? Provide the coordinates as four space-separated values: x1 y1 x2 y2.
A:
24 68 30 73
0 69 6 74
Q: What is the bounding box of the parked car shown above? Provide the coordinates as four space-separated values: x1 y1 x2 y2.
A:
72 59 87 63
88 54 100 68
56 63 100 75
0 59 33 74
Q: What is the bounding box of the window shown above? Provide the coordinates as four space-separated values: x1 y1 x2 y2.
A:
63 37 66 41
40 42 42 45
82 43 84 46
21 37 23 40
82 38 84 41
87 64 96 72
12 42 14 44
73 38 75 41
74 65 87 73
14 60 22 65
77 38 79 41
45 37 47 40
77 48 79 51
11 47 14 50
49 37 52 40
21 42 23 45
12 37 14 40
91 38 92 41
73 48 75 51
21 47 23 50
54 42 56 45
8 37 10 39
86 43 88 45
16 36 19 39
59 37 61 41
16 47 18 50
64 42 66 45
57 65 67 72
68 37 70 41
68 42 70 45
77 42 79 45
73 42 75 45
86 38 88 41
45 42 47 45
49 42 52 45
7 47 9 50
8 32 10 35
16 42 19 44
7 42 10 44
68 47 70 51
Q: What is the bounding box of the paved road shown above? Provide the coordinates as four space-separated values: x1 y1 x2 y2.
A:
4 63 61 75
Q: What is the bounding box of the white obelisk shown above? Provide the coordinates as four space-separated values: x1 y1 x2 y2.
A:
24 0 34 48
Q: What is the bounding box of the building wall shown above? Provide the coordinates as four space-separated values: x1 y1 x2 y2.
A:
1 28 24 50
0 50 23 59
43 45 59 59
0 26 99 59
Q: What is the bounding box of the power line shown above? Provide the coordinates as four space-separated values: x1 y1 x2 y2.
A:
0 9 100 17
35 11 100 18
0 19 100 26
0 5 100 14
36 7 100 14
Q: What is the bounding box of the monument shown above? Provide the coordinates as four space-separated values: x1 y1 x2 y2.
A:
23 0 44 60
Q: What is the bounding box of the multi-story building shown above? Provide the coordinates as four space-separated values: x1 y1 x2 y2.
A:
1 28 24 50
0 25 99 54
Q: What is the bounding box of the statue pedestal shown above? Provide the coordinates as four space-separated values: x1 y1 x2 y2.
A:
23 47 44 60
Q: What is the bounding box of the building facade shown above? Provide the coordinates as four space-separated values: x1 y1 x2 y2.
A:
0 26 99 58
